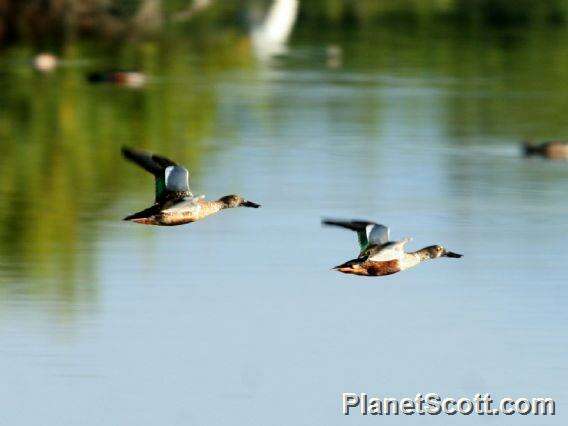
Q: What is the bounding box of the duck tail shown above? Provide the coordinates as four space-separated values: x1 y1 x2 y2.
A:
123 204 161 222
332 257 362 270
123 212 143 221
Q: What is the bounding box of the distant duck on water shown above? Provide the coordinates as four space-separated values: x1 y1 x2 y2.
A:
323 219 462 277
523 140 568 160
122 147 260 226
88 71 147 88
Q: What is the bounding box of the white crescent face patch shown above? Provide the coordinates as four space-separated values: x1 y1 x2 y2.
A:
164 166 189 192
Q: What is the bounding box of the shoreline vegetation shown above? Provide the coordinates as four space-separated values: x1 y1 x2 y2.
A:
2 0 568 45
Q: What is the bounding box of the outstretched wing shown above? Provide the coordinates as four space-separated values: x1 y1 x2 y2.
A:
122 147 193 204
322 218 390 253
364 238 412 262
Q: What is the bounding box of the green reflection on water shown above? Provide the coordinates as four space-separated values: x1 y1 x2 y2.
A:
0 32 256 306
1 24 568 311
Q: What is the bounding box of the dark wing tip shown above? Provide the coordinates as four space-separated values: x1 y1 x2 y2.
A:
121 146 146 159
121 146 171 176
121 146 132 156
321 218 377 229
151 153 178 168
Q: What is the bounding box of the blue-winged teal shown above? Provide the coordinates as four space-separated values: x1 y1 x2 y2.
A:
523 140 568 160
323 219 462 277
122 147 260 226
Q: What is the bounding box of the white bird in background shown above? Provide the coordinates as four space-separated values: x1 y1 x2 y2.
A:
251 0 299 59
33 53 58 73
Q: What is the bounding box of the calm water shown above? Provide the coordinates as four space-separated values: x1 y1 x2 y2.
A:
0 26 567 425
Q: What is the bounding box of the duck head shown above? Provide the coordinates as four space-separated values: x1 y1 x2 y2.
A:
218 195 261 209
421 245 463 260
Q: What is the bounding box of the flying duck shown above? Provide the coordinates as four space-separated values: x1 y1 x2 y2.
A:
122 147 260 226
323 219 462 277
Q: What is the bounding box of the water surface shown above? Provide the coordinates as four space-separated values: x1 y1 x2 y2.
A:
0 26 566 425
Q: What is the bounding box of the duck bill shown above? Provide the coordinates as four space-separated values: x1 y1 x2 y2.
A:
241 200 261 208
444 251 463 258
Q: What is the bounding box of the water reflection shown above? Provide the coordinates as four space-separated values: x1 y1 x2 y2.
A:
2 26 568 310
0 38 241 311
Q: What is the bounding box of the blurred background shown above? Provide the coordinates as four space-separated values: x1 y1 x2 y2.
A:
0 1 567 425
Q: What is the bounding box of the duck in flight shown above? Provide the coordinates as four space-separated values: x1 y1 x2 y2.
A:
122 147 260 226
322 219 462 276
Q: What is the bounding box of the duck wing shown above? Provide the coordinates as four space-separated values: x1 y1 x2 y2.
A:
122 147 193 204
322 218 390 253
